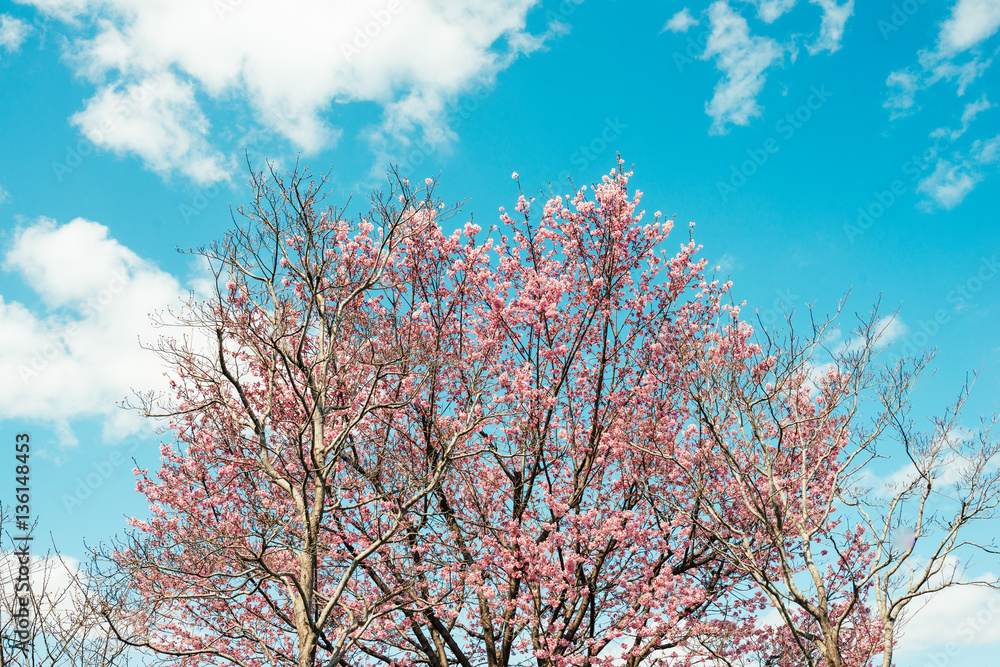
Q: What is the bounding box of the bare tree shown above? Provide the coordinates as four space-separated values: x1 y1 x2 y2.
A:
660 304 1000 667
0 508 141 666
848 371 1000 667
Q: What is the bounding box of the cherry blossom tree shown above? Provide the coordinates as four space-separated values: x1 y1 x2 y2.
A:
97 164 501 667
344 167 764 667
93 159 998 667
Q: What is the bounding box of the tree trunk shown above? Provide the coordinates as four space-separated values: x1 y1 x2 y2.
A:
881 618 895 667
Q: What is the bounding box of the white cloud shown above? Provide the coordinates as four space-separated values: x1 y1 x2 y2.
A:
884 70 921 119
19 0 548 182
832 315 907 356
972 133 1000 162
748 0 798 23
663 8 698 33
920 51 994 96
907 96 999 209
5 217 145 307
0 184 9 204
0 13 31 52
662 1 852 133
886 3 1000 212
896 575 1000 651
12 0 89 23
885 0 999 121
0 550 124 651
70 73 231 185
0 551 82 617
808 0 853 54
917 159 982 209
875 426 982 487
0 218 188 442
931 94 993 141
938 0 1000 54
874 314 908 348
702 1 783 134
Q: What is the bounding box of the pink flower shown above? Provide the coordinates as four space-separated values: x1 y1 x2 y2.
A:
511 172 519 179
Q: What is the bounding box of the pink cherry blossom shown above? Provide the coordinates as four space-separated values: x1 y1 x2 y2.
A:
106 160 897 667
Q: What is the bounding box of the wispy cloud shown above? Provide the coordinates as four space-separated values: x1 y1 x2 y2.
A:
0 14 31 53
670 0 850 134
832 314 908 355
663 8 698 33
885 0 1000 211
808 0 854 54
931 93 993 141
971 133 1000 162
702 1 783 134
714 252 740 273
915 96 999 209
884 70 921 119
885 0 1000 118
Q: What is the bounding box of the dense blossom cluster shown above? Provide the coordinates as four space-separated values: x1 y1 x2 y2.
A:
113 163 887 667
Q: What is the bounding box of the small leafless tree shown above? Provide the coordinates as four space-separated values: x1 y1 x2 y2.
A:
664 304 1000 667
848 371 1000 667
0 508 141 666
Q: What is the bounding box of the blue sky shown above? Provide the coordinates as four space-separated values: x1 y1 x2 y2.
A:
0 0 998 661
